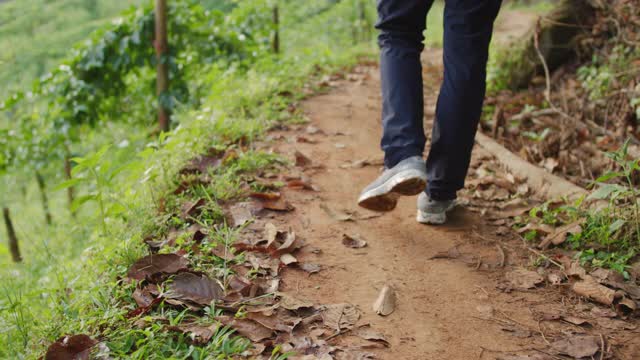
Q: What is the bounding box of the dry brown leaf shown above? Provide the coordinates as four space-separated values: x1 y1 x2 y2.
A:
180 149 225 175
572 278 617 305
246 312 301 333
165 272 223 306
342 234 367 249
322 303 361 331
277 292 314 310
295 150 312 167
250 192 295 212
226 202 257 227
132 286 156 308
216 316 273 342
44 335 98 360
590 307 618 318
127 254 189 281
280 253 298 265
166 324 217 345
356 327 390 348
538 219 584 249
505 269 544 289
299 263 322 274
180 198 206 220
550 335 601 358
596 317 637 330
561 315 590 326
320 203 354 222
287 179 319 191
372 285 395 316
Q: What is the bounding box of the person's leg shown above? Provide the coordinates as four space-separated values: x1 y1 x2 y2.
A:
425 0 502 201
377 0 435 168
357 0 434 212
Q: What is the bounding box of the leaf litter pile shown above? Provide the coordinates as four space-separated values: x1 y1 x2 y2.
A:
42 146 387 359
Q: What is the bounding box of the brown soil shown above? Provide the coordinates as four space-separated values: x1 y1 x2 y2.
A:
257 9 640 360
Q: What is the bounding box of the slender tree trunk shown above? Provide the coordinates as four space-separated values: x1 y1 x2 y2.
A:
155 0 170 132
3 207 21 263
358 0 368 42
272 5 280 54
35 171 52 225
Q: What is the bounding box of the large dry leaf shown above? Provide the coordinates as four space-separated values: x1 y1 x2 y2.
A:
321 203 354 222
166 324 217 345
227 202 258 227
550 335 601 358
356 326 389 347
250 192 294 212
280 253 298 265
322 303 361 331
127 254 189 281
505 269 544 289
277 292 314 310
572 278 617 305
216 316 274 342
165 272 223 306
342 234 367 249
538 220 584 249
372 285 395 316
45 335 98 360
132 286 156 308
246 312 302 333
180 148 225 175
180 198 206 220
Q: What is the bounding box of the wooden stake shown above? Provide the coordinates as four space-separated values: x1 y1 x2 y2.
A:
3 207 21 263
272 4 280 54
155 0 170 132
64 153 75 216
35 171 52 225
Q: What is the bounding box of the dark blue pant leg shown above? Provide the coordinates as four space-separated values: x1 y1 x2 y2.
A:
376 0 435 168
426 0 502 200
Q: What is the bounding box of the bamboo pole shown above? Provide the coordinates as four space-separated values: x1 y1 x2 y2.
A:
272 4 280 54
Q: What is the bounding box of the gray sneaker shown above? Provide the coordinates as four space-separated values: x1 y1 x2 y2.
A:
416 192 456 225
357 156 427 212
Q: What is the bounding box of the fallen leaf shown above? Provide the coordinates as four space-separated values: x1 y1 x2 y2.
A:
246 312 301 333
287 179 318 191
216 316 273 342
275 231 299 254
166 323 217 345
550 335 600 358
44 335 98 360
372 285 395 316
596 317 637 330
342 234 367 249
278 292 314 310
227 202 257 227
264 222 280 248
165 272 224 306
355 327 390 347
132 286 156 308
280 253 298 265
322 303 361 331
561 315 590 326
616 296 637 315
572 278 617 305
295 150 312 167
320 203 354 222
497 354 554 360
180 198 207 220
590 307 617 318
538 220 584 249
299 263 322 274
505 269 544 289
306 125 322 135
251 192 294 212
180 149 225 175
127 254 189 281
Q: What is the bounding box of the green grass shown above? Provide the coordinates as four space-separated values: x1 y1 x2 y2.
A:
0 1 377 358
0 0 149 97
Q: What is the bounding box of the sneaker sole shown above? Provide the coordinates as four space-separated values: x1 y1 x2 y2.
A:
357 170 427 212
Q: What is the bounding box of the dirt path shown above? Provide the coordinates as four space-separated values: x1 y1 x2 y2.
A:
259 10 561 360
